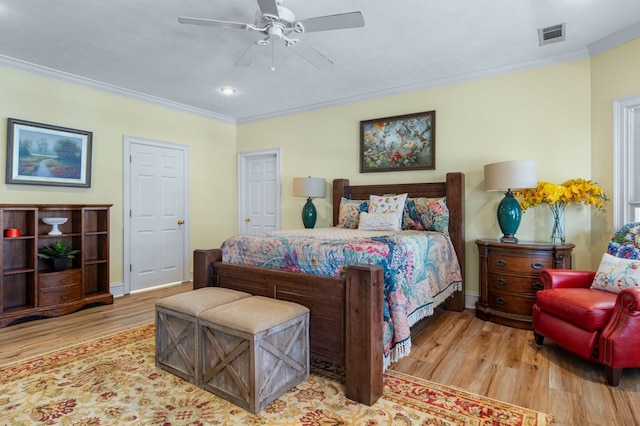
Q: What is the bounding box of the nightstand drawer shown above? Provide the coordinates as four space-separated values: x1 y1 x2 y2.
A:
487 291 535 315
488 273 545 294
488 253 551 273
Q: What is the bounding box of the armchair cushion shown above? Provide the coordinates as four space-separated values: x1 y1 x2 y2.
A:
591 253 640 294
536 288 617 331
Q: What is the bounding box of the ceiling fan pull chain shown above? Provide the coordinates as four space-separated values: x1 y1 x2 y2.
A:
271 42 276 71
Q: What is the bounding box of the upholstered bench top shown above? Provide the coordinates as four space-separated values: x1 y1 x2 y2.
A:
199 296 309 334
155 287 251 316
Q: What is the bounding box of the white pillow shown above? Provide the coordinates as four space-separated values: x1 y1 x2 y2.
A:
369 193 408 230
358 211 402 231
590 252 640 294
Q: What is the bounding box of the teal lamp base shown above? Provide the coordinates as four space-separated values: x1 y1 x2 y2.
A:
497 190 522 243
301 197 317 229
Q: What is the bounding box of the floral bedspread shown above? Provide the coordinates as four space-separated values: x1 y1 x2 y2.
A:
221 228 462 368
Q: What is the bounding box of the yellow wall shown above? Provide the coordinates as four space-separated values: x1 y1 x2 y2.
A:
238 59 595 297
0 67 237 284
590 37 640 264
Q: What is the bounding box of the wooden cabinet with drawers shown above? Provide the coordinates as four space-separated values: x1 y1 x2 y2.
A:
475 239 574 329
0 204 113 327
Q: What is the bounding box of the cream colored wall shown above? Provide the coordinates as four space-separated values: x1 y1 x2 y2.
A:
0 67 237 285
590 37 640 265
237 59 595 298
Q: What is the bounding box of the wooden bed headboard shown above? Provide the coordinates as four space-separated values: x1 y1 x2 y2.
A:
332 172 466 310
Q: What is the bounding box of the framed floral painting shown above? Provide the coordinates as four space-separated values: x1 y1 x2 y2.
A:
360 110 435 173
6 118 92 188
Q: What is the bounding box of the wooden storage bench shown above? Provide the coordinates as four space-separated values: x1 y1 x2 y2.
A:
198 296 310 414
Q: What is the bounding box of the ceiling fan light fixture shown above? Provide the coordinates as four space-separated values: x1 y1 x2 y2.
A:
219 87 237 95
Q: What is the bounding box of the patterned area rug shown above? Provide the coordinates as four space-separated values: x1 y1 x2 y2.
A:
0 324 553 425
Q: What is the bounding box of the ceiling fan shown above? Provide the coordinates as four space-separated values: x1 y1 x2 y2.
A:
178 0 364 70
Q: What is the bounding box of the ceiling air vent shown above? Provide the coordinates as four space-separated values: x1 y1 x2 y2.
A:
538 23 565 46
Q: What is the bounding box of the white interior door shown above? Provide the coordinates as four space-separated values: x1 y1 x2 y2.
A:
238 149 281 234
127 138 189 292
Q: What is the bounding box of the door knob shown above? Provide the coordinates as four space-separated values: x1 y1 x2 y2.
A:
177 220 184 225
244 218 251 222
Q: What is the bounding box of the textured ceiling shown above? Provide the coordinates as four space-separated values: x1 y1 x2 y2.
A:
1 0 640 123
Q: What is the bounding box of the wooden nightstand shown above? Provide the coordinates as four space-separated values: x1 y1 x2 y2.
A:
475 239 574 329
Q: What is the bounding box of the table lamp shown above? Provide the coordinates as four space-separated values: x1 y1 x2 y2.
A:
484 160 537 243
292 177 326 228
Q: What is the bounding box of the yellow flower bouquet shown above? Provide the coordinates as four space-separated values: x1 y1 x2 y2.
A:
516 179 608 244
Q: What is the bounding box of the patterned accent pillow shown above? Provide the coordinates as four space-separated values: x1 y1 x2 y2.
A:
607 222 640 260
591 252 640 294
337 198 369 229
369 193 408 230
402 197 450 233
358 211 402 231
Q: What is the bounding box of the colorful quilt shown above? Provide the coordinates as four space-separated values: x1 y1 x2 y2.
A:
221 228 462 368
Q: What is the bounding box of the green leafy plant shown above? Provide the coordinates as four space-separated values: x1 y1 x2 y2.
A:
37 241 81 259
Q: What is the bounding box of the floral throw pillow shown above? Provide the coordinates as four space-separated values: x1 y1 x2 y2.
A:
337 198 368 229
369 193 408 230
591 252 640 294
402 197 449 233
607 222 640 260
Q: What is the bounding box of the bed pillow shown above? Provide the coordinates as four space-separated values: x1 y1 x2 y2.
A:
337 198 369 229
402 197 450 233
590 252 640 294
369 193 408 229
358 211 402 231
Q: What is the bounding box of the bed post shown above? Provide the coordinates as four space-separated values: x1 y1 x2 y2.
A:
445 172 465 311
332 178 349 226
345 265 384 405
193 248 221 289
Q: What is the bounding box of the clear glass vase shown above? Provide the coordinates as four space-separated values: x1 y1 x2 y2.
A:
549 203 566 245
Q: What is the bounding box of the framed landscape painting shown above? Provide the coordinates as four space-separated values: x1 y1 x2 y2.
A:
360 110 436 173
6 118 92 188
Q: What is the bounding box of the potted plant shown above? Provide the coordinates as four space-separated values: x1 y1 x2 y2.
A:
37 241 81 272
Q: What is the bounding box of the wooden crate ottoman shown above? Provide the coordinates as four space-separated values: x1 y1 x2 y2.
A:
155 287 251 384
198 296 310 414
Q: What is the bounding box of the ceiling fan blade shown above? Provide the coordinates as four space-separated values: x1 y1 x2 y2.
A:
257 0 280 17
234 42 265 66
178 16 249 30
296 11 364 33
289 41 333 70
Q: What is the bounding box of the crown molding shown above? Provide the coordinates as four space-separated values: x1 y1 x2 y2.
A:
0 54 237 125
588 22 640 56
235 49 591 123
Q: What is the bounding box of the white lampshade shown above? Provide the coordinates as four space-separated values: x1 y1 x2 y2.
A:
484 161 537 192
293 177 326 198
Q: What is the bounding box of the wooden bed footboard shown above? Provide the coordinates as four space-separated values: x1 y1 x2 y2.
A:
193 248 385 405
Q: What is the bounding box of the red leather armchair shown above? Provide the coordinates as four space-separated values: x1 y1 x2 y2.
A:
533 269 640 385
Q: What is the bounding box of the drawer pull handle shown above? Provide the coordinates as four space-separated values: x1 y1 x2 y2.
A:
496 297 507 305
532 282 544 291
496 259 507 267
496 278 507 286
531 263 544 270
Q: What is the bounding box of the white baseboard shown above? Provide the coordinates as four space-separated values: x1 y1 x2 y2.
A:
110 281 126 298
465 291 479 310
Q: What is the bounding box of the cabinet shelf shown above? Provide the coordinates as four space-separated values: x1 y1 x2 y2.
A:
3 267 36 276
0 204 113 328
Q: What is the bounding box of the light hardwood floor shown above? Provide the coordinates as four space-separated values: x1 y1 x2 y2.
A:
0 283 637 425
